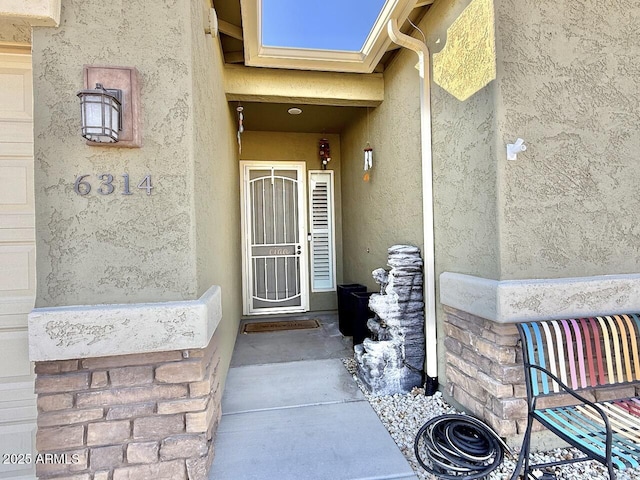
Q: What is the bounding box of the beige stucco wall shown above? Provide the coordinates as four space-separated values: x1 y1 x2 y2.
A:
340 61 423 291
0 19 30 43
190 0 241 381
341 0 499 291
430 0 500 281
495 0 640 279
32 0 200 307
240 131 343 311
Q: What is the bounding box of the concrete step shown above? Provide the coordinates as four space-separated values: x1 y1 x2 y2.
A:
210 401 417 480
222 358 365 414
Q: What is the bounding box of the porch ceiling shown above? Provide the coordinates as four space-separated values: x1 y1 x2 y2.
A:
233 102 364 134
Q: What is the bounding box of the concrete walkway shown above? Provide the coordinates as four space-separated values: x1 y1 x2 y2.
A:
209 314 418 480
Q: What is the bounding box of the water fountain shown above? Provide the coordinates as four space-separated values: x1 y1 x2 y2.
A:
354 245 425 395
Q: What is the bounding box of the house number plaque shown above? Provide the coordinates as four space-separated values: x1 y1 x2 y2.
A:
74 174 154 196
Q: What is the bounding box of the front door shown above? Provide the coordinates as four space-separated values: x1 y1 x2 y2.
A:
241 162 309 315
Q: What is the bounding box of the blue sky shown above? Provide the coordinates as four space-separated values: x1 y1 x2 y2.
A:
261 0 387 52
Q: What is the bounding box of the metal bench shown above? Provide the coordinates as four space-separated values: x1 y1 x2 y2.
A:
510 315 640 480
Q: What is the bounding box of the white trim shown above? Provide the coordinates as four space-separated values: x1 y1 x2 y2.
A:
240 0 416 73
440 272 640 323
28 285 222 361
240 161 309 315
308 170 337 293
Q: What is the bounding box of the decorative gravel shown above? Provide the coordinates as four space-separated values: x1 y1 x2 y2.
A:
342 358 639 480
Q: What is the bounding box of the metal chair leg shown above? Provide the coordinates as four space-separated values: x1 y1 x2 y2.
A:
510 413 534 480
606 458 616 480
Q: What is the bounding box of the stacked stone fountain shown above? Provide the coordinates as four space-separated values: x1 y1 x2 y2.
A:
354 245 425 396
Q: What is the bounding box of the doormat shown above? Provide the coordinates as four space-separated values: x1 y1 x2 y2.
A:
242 319 321 334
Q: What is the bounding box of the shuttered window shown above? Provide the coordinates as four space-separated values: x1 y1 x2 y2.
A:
309 171 336 292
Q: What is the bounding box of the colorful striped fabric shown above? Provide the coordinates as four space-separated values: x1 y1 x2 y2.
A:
518 315 640 473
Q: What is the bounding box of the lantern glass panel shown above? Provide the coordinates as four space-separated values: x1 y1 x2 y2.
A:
78 86 121 143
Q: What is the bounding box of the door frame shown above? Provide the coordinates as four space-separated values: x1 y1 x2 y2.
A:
240 161 310 315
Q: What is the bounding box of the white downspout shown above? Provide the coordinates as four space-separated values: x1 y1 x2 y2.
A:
387 18 438 395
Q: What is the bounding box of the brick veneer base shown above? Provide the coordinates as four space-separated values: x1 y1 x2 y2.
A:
34 330 222 480
443 306 640 439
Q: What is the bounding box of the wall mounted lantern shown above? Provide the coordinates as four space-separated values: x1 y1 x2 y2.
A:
77 66 142 148
77 83 122 143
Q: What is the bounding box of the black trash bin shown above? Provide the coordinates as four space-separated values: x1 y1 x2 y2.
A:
351 291 376 346
337 284 367 336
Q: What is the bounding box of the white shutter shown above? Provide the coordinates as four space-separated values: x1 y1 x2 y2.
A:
309 171 336 292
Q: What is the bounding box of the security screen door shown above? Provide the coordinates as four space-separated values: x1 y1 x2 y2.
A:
241 162 309 315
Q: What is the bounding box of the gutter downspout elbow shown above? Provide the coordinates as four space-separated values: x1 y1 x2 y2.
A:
387 19 438 396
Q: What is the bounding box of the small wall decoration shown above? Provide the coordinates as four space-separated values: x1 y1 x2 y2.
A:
236 104 244 154
363 144 373 182
319 138 331 170
363 108 374 182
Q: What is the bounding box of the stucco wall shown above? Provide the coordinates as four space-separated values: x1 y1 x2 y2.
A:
340 57 423 292
341 0 499 294
495 0 640 279
190 0 241 384
32 0 199 307
240 131 343 312
429 0 500 281
0 20 30 44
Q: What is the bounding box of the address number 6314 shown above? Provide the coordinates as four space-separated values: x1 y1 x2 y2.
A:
74 174 153 196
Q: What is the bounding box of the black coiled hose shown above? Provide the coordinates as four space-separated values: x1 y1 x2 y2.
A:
414 414 508 479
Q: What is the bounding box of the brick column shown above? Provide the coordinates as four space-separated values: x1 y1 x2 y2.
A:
443 306 528 438
33 331 222 480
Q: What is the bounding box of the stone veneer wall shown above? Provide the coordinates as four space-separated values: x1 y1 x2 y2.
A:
33 331 222 480
443 306 640 439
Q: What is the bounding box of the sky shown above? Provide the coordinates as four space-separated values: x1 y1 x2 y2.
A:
261 0 388 52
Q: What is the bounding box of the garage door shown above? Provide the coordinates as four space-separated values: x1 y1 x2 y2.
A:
0 50 36 480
